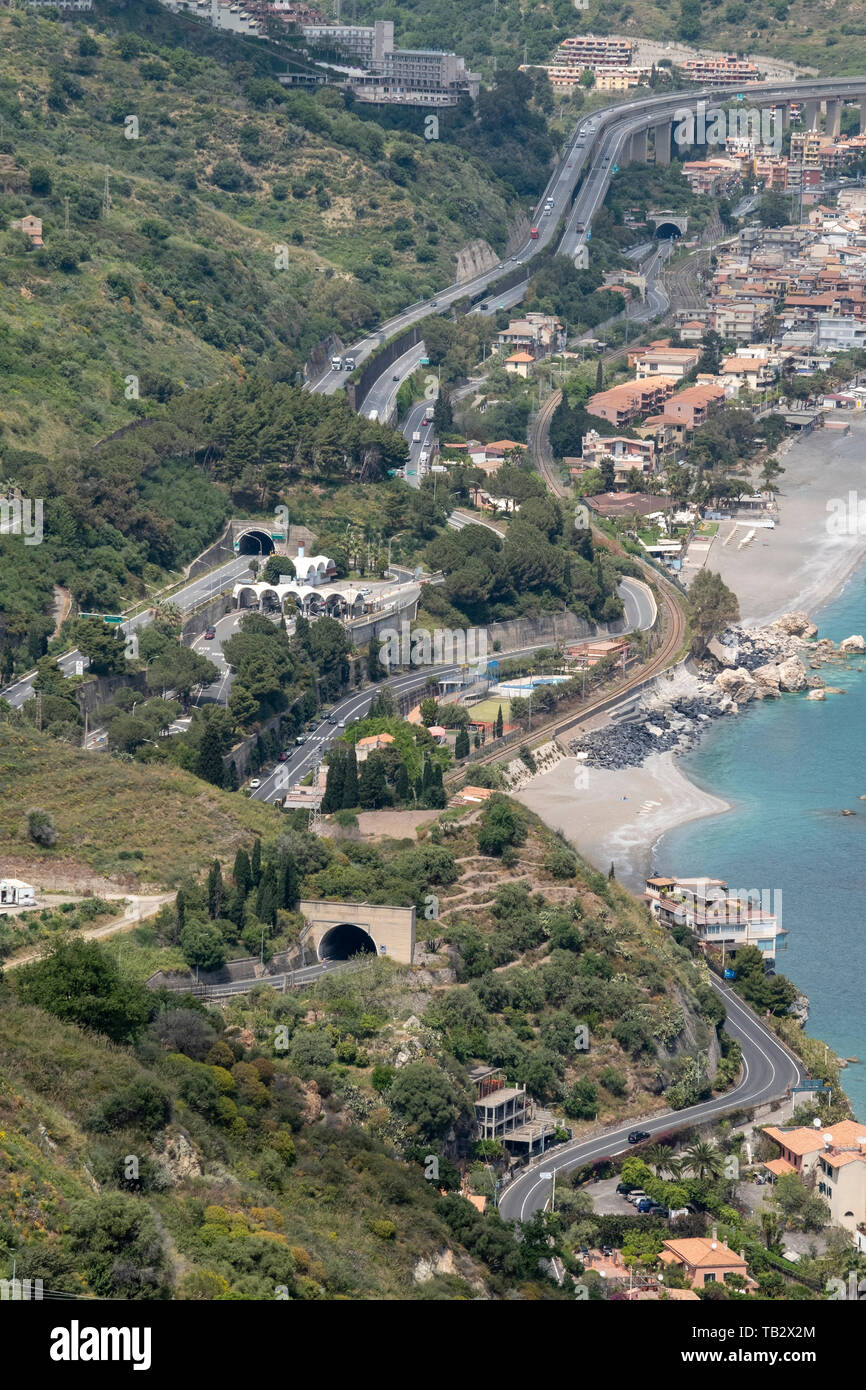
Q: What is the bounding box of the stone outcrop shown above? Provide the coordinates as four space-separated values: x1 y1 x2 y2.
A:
776 656 808 691
714 667 758 703
773 611 818 638
806 688 826 701
839 634 866 653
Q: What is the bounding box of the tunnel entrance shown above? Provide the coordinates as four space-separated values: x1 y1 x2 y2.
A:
318 923 377 961
655 223 682 240
237 529 275 556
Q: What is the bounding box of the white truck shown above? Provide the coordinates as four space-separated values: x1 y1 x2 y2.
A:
418 450 429 465
367 409 379 422
412 430 422 443
330 356 343 371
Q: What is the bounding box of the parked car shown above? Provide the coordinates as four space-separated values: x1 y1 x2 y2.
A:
649 1205 669 1217
277 751 289 762
249 778 261 790
626 1191 647 1205
628 1130 651 1144
636 1199 653 1213
615 1182 632 1195
203 627 216 640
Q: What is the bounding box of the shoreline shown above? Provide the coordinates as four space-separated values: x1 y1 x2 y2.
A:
519 413 866 886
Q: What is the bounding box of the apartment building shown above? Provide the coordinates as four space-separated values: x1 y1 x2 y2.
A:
497 313 566 358
719 352 779 391
661 383 726 430
581 430 657 473
645 874 784 961
587 377 678 427
680 55 760 85
762 1120 866 1241
556 34 634 67
710 299 774 342
631 344 701 380
302 19 480 103
681 159 741 195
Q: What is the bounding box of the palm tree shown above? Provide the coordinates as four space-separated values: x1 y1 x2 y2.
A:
683 1141 723 1182
645 1144 675 1178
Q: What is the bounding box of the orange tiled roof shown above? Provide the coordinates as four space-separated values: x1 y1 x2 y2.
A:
661 1239 747 1270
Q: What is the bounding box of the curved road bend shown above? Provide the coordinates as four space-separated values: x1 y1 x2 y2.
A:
499 979 807 1223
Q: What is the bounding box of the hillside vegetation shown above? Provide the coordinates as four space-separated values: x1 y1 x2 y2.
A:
0 719 276 885
350 0 863 75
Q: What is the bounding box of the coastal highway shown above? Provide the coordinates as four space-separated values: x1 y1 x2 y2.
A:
499 978 807 1223
1 555 253 710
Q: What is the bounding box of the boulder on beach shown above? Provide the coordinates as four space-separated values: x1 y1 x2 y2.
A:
777 656 808 692
806 675 826 689
753 662 783 695
706 635 738 668
772 611 818 639
806 688 825 701
713 667 758 703
839 634 866 654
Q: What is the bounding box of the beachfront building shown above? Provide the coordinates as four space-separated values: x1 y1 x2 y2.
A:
645 876 785 963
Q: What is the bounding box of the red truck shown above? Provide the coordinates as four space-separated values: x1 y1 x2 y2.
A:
530 227 539 239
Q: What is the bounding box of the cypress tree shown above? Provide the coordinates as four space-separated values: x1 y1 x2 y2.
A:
256 865 278 926
455 727 470 759
395 760 410 802
251 837 262 887
342 746 359 809
359 754 388 809
278 855 299 910
321 750 346 813
197 723 225 787
224 760 238 792
233 847 252 899
207 860 224 919
596 359 604 391
174 889 185 938
495 705 504 739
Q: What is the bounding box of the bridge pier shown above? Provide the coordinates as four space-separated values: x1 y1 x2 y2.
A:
631 127 648 163
824 98 841 139
653 121 671 167
803 99 819 130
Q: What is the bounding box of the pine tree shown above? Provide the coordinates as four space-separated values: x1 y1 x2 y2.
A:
342 746 359 808
207 860 224 919
233 848 252 899
455 727 470 759
321 751 346 813
494 705 504 739
197 723 225 787
251 838 262 887
175 889 186 934
608 862 616 880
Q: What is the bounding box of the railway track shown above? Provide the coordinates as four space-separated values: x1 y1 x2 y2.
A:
443 390 687 774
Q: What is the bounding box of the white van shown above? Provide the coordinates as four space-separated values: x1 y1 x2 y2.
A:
367 409 379 422
412 430 422 443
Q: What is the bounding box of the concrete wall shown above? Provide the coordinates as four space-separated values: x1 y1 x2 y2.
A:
74 669 149 719
186 521 236 580
299 899 415 964
181 594 235 645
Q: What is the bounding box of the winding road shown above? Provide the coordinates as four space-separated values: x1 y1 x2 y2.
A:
499 980 807 1222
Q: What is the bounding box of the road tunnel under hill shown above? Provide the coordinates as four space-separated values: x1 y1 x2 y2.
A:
237 529 275 555
318 923 377 961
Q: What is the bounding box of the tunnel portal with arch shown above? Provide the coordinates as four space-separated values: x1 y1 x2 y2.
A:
236 528 276 556
298 900 416 965
318 923 377 961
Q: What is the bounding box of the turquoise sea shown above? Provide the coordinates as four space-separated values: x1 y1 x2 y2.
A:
656 568 866 1120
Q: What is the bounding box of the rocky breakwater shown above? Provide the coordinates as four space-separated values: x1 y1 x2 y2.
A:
570 611 864 771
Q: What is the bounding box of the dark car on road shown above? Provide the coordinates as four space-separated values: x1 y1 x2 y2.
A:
277 751 289 762
327 713 337 723
203 627 216 640
628 1130 651 1144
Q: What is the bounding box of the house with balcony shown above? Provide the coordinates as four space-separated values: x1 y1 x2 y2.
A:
580 430 657 478
631 344 701 381
645 875 785 962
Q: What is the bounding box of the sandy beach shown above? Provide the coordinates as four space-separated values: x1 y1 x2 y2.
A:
516 751 730 891
518 413 866 883
682 411 866 626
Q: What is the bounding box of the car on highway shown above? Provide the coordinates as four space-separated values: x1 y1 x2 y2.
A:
393 374 400 381
567 161 573 167
277 751 289 762
327 713 337 723
628 1130 651 1145
203 627 216 640
249 778 261 790
575 222 585 232
430 300 437 307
